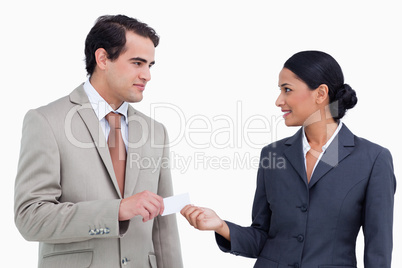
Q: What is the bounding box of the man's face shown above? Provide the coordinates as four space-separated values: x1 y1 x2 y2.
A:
104 31 155 107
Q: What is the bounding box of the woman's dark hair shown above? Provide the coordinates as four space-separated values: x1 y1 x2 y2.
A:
284 50 357 120
85 14 160 76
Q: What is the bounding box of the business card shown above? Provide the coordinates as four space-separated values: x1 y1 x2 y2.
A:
162 193 191 216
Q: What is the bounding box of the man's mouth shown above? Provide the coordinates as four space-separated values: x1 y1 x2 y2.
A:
134 84 145 91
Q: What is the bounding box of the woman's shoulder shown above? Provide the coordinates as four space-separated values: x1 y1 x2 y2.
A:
354 134 393 159
343 125 393 163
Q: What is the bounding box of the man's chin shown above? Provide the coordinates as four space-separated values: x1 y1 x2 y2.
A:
126 94 143 103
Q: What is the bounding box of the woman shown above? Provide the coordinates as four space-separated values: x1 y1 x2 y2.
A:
181 51 396 268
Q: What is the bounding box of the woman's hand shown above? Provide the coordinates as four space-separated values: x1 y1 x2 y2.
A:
181 205 230 241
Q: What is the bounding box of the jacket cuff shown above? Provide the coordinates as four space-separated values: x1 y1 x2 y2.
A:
119 220 130 237
215 231 231 252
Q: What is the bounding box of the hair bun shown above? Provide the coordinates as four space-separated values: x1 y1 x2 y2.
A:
337 84 358 109
331 84 358 119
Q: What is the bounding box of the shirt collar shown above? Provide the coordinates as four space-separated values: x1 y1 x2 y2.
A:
83 79 128 124
302 121 343 156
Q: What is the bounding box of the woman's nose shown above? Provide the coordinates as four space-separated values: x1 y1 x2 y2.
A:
275 92 284 107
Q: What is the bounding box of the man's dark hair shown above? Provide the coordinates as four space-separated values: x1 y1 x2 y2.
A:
85 14 159 76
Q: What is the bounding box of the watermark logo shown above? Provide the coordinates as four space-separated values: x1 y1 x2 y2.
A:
127 151 286 174
150 101 284 149
64 100 348 172
64 101 285 150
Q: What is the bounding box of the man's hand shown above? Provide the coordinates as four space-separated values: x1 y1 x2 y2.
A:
119 190 164 222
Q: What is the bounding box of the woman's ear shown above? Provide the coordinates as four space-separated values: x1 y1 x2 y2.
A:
94 48 108 71
316 84 329 104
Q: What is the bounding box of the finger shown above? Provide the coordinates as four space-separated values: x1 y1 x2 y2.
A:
180 204 193 216
141 193 163 217
191 211 203 229
195 212 206 230
152 196 164 217
188 208 204 229
137 196 159 220
149 193 164 216
182 205 199 223
140 207 151 222
157 195 164 215
143 201 160 220
180 204 194 216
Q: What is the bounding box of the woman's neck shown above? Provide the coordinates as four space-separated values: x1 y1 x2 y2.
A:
304 118 338 147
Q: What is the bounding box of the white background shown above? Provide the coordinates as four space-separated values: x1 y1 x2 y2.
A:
1 0 401 267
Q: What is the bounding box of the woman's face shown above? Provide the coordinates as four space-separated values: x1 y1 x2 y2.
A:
276 68 319 127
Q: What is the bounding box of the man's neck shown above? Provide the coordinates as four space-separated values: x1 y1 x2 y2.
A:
89 75 123 109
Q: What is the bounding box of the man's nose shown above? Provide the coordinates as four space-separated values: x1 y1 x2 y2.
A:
140 67 151 82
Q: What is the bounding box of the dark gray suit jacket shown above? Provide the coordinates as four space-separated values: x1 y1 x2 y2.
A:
216 125 396 268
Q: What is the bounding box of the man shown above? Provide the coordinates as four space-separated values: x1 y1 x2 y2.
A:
14 15 183 268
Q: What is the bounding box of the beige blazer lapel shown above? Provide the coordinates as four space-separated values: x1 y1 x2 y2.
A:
123 106 143 197
69 85 123 198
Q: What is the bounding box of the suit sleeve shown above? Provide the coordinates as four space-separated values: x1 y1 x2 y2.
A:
14 109 122 244
363 148 396 268
152 125 183 268
215 147 271 258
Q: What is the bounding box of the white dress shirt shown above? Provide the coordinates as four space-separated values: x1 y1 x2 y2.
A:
302 121 343 178
83 79 129 150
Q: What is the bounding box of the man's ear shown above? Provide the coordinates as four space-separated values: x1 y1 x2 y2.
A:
316 84 329 105
94 48 108 71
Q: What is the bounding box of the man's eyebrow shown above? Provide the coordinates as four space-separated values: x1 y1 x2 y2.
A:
130 57 155 65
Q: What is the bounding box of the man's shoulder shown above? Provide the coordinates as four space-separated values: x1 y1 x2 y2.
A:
21 85 85 130
33 84 84 117
35 95 72 114
22 97 72 130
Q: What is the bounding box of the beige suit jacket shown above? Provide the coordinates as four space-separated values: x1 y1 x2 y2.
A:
14 84 183 268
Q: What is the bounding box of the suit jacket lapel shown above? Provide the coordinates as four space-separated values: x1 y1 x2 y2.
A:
283 128 308 188
123 106 143 197
69 85 123 198
308 124 355 188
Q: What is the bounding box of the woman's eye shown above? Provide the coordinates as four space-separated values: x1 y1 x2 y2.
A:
285 87 292 93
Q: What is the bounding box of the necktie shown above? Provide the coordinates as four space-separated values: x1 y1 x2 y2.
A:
105 112 126 197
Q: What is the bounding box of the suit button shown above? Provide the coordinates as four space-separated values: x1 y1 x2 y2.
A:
300 205 308 212
294 263 300 268
122 257 129 265
297 235 304 242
